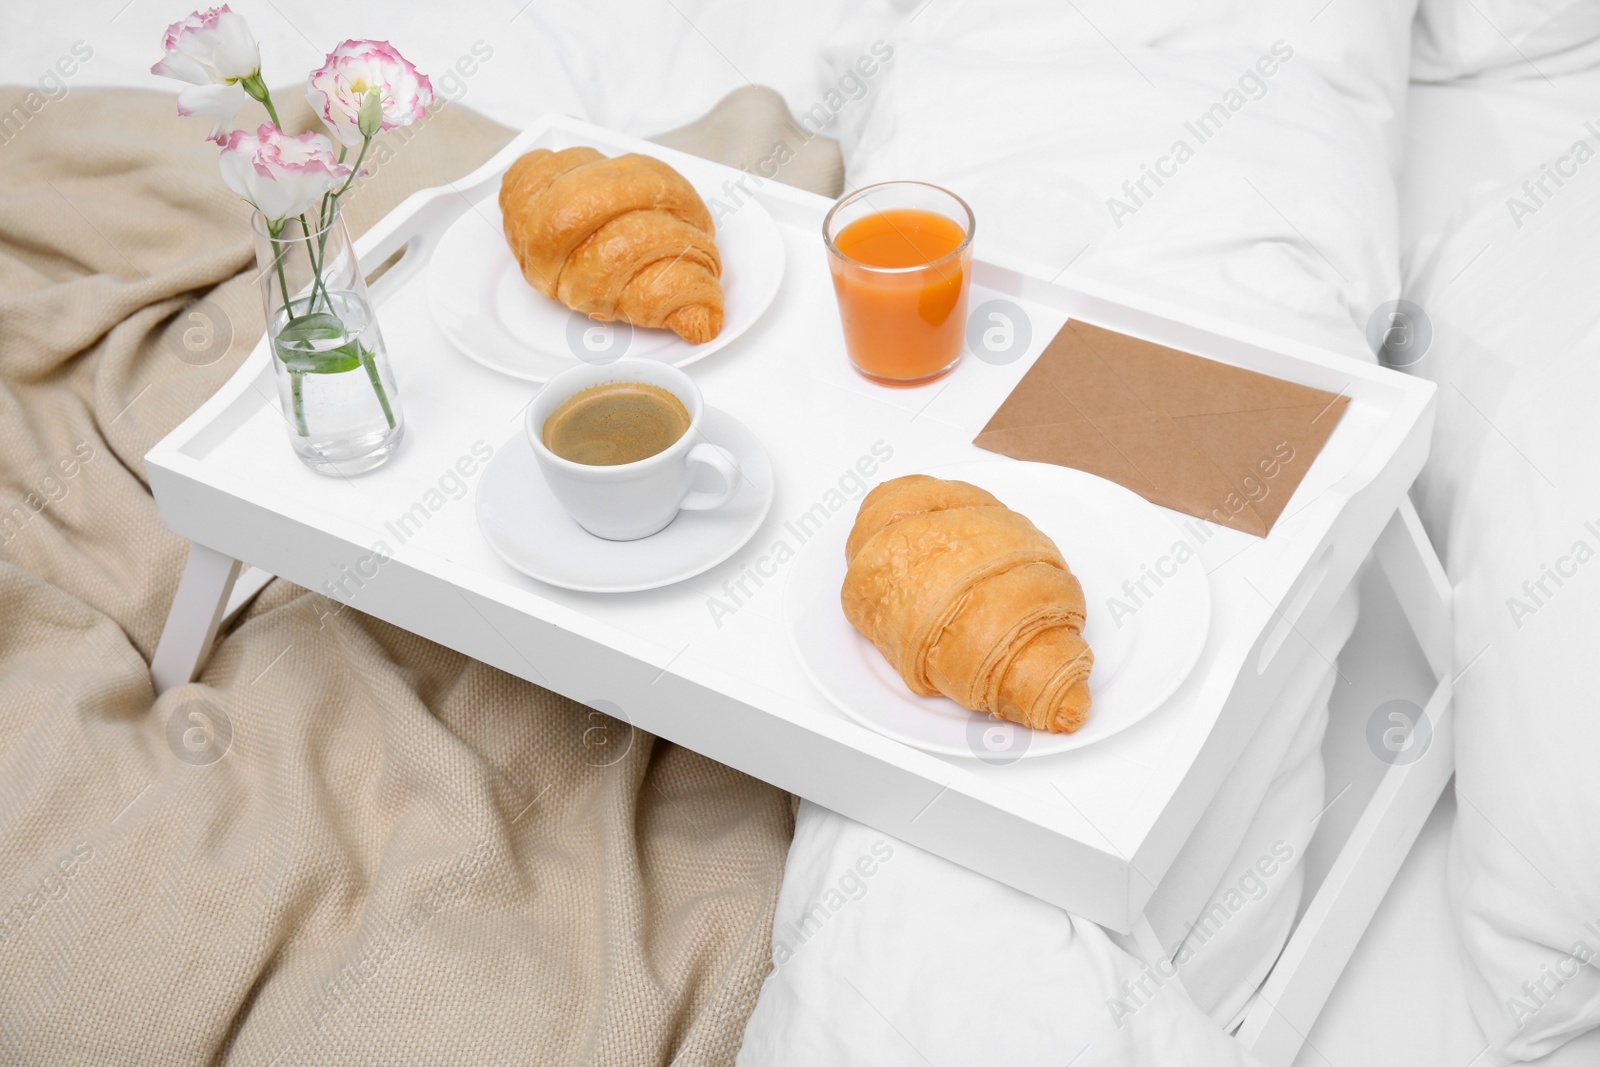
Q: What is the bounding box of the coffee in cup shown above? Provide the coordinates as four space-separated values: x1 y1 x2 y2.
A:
542 382 691 466
526 359 741 541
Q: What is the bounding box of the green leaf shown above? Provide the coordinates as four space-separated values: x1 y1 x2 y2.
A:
276 342 362 375
274 312 364 373
310 344 364 374
276 312 347 344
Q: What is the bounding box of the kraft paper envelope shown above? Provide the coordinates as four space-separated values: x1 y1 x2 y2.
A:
973 320 1349 537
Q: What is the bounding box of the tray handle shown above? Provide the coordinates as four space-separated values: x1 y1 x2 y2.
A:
355 185 468 304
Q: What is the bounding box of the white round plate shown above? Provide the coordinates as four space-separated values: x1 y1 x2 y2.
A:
476 407 774 593
784 461 1212 759
427 171 785 382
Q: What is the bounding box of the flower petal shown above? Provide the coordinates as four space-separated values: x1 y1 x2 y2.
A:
154 5 260 86
217 121 349 221
151 51 210 85
175 80 246 118
305 38 433 142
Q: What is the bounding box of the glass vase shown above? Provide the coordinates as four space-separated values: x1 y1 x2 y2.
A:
252 205 404 475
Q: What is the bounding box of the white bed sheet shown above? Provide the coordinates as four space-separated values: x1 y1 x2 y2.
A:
1305 56 1600 1067
1401 69 1600 268
1303 788 1600 1067
1440 94 1600 1067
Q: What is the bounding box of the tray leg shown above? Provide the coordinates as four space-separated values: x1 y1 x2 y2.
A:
222 565 275 627
151 542 243 695
1373 497 1453 679
1233 499 1456 1066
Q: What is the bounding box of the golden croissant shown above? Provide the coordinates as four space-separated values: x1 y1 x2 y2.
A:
498 146 724 343
842 475 1093 733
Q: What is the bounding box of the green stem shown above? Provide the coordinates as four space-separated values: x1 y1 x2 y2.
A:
268 220 309 437
268 226 296 324
360 347 397 430
272 136 393 441
241 74 280 128
289 370 309 436
297 213 329 313
319 149 349 234
330 136 371 203
313 136 371 303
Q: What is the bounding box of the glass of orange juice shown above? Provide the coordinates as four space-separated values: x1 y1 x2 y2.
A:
823 181 975 385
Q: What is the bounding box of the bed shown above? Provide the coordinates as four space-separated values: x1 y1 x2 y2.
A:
1012 4 1600 1063
1332 9 1600 1062
8 0 1597 1063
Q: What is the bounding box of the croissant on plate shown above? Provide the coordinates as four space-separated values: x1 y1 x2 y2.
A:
842 475 1094 733
498 146 724 344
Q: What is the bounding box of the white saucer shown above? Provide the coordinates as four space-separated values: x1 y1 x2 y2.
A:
783 460 1212 759
476 407 774 592
427 173 785 383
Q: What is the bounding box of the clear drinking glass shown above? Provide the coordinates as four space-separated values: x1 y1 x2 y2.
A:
823 181 975 385
252 206 404 475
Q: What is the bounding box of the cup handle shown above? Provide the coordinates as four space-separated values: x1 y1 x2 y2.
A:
679 443 742 511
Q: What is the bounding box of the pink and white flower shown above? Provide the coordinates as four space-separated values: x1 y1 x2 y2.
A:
151 5 262 142
307 39 434 146
218 124 351 222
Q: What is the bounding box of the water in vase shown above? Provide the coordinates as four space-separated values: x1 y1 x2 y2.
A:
270 289 405 476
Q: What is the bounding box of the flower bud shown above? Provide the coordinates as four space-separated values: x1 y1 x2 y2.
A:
307 39 433 147
357 86 383 138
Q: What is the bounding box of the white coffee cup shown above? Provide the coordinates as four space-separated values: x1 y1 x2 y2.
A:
526 358 741 541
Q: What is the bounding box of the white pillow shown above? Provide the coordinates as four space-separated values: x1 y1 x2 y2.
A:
1404 148 1600 1063
1414 0 1600 82
822 1 1413 361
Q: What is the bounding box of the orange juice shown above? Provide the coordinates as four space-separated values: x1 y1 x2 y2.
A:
827 204 972 384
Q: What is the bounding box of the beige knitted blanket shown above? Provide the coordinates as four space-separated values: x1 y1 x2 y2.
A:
0 84 838 1065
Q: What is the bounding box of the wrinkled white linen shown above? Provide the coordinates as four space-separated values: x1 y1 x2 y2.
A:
1413 0 1600 83
1404 126 1600 1064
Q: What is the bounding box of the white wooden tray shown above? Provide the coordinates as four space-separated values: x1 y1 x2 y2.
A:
145 113 1436 935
